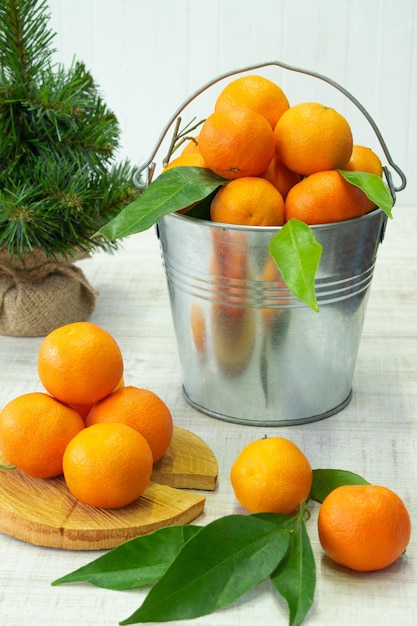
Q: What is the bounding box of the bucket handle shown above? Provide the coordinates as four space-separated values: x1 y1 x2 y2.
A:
133 60 407 201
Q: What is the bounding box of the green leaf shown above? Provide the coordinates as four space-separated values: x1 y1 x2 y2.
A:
51 525 201 590
252 511 293 526
270 506 316 626
95 166 227 241
309 469 370 503
269 219 323 312
183 187 218 220
338 170 394 218
120 514 291 624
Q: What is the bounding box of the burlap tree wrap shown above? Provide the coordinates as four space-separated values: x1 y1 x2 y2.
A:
0 247 96 337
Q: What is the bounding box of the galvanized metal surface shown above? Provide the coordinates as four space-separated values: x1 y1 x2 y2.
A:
158 209 387 425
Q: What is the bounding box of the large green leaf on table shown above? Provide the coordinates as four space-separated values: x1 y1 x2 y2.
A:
51 525 201 590
270 506 316 626
339 170 394 218
95 166 227 241
269 219 323 312
309 469 370 503
119 514 291 624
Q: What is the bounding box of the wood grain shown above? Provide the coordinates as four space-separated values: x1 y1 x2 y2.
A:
0 426 218 550
152 426 218 490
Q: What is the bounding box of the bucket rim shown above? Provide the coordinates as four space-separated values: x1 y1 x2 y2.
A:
159 206 386 233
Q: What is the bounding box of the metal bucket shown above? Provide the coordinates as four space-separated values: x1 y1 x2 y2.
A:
133 60 406 425
157 208 386 425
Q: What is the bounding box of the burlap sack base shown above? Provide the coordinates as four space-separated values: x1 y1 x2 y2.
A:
0 247 97 337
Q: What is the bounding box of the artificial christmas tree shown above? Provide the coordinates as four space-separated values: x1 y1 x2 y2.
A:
0 0 139 335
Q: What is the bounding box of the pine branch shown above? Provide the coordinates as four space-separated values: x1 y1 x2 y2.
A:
0 0 56 84
0 0 141 258
0 157 138 257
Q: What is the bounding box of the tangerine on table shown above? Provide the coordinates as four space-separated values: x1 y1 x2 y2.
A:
210 177 284 226
63 422 153 509
318 484 411 572
37 321 123 407
214 74 290 128
0 392 84 478
85 385 173 462
198 107 275 180
230 437 312 515
284 170 368 224
274 101 353 175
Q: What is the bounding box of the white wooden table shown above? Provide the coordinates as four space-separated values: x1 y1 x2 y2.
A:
0 207 416 626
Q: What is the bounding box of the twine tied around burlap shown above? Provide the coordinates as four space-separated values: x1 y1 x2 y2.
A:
0 247 97 337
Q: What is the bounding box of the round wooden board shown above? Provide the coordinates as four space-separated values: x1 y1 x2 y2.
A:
0 426 218 550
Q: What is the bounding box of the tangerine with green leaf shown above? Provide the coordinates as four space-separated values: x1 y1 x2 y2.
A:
284 170 368 224
344 144 383 211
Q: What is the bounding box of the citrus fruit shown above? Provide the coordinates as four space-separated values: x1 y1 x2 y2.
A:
198 108 275 180
85 385 173 462
284 170 368 224
274 101 353 175
210 177 284 226
230 437 313 514
344 144 384 211
69 376 125 421
214 74 290 128
0 392 84 478
164 152 206 171
262 154 302 199
38 321 124 406
63 422 153 509
345 144 383 177
318 484 411 571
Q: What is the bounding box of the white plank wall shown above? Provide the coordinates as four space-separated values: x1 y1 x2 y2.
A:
46 0 416 207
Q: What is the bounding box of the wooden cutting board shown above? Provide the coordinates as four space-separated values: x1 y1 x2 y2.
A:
0 426 218 550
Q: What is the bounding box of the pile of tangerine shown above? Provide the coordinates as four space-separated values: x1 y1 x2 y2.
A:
165 74 383 226
0 322 173 509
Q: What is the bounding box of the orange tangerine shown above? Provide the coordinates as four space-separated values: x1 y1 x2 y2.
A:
199 108 275 179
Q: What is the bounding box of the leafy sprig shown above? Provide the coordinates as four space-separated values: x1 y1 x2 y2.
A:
52 468 369 626
162 116 205 166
